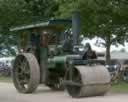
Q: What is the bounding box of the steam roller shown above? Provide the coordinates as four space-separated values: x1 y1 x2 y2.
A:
65 64 111 97
10 12 111 98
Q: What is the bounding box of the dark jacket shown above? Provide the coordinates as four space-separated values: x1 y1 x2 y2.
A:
83 50 97 60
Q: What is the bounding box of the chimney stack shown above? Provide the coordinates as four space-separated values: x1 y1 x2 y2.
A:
72 12 80 46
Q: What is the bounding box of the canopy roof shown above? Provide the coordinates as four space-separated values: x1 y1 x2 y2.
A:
10 19 71 31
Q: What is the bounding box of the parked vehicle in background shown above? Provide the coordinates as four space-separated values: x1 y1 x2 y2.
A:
0 57 15 76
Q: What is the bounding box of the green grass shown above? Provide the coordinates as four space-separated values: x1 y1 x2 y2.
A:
111 81 128 93
0 76 12 82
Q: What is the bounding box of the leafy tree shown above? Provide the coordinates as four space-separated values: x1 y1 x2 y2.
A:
0 0 59 55
23 0 59 21
56 0 128 64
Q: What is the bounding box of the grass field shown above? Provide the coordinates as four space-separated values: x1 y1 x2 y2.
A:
111 81 128 93
0 76 12 82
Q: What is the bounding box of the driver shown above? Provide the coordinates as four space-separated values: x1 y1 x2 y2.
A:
82 43 97 60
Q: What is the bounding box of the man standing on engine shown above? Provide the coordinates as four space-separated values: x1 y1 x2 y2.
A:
83 43 97 60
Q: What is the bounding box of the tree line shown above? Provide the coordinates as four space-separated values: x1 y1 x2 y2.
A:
0 0 128 63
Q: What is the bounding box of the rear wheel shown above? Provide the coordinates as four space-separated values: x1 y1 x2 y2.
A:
13 53 40 93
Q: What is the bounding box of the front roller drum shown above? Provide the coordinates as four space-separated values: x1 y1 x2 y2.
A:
12 53 40 93
65 65 111 98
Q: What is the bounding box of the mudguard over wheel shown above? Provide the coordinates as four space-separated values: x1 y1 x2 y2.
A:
12 53 40 93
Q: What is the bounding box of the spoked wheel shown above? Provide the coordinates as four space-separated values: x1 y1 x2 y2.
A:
13 53 40 93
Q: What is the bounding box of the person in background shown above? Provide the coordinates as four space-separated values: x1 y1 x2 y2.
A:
83 43 97 60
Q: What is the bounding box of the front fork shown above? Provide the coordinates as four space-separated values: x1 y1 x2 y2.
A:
69 61 74 81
